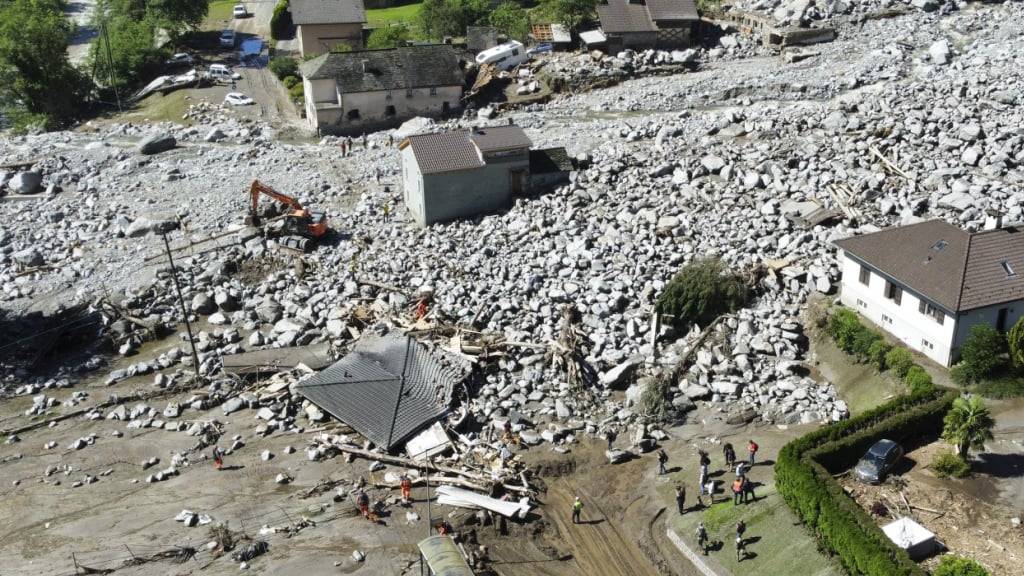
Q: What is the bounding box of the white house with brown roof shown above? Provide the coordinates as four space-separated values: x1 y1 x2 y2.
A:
399 126 572 227
835 217 1024 367
291 0 366 57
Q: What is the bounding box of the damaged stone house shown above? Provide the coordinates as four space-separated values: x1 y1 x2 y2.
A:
300 45 465 135
595 0 700 52
291 0 367 57
399 125 572 226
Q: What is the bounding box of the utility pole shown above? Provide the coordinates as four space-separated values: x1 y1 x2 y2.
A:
161 231 201 382
100 19 122 112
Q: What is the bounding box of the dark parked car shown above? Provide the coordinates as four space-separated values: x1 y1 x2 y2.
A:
854 439 904 484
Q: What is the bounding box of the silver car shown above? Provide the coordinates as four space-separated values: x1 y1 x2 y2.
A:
853 439 904 484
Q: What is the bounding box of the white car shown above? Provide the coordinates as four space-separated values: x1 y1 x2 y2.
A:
166 53 195 67
232 4 248 18
208 64 242 82
224 92 254 106
219 29 236 48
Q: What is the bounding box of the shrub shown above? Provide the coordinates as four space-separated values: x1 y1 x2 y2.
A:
942 395 995 460
1008 316 1024 368
904 365 935 397
931 450 970 479
270 0 293 40
885 347 914 379
950 362 974 387
972 376 1024 399
282 75 300 89
959 324 1006 382
867 340 891 371
366 25 410 50
826 307 862 352
655 258 748 329
851 329 882 362
269 56 298 80
288 82 304 102
934 555 990 576
775 388 957 576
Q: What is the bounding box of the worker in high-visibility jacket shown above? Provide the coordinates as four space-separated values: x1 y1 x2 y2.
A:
400 474 412 504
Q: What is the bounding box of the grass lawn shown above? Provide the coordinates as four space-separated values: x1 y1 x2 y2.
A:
366 1 424 25
207 0 236 24
660 472 842 576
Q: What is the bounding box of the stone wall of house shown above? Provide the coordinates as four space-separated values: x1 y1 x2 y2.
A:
298 23 364 57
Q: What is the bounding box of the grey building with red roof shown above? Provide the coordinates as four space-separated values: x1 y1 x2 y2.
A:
596 0 700 52
834 216 1024 366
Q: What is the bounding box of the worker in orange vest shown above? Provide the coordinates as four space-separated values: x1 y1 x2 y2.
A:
400 474 413 505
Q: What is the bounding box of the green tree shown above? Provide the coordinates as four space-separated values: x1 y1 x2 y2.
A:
655 258 748 329
941 395 995 460
537 0 597 32
366 25 410 49
146 0 209 31
956 324 1007 384
0 0 92 130
418 0 489 39
271 0 293 40
90 12 167 89
934 555 990 576
269 56 299 80
489 1 530 42
1007 316 1024 368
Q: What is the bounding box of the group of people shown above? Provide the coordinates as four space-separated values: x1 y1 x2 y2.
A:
695 519 750 562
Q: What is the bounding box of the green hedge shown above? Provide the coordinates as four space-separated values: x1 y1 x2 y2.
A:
776 388 958 576
270 0 292 40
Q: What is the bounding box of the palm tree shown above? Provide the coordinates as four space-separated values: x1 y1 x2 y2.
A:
942 396 995 460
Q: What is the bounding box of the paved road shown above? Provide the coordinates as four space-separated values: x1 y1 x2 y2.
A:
66 0 98 64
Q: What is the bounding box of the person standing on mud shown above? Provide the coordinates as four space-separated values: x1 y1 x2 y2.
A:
723 442 736 469
675 485 686 515
697 459 709 506
747 439 758 465
696 521 709 555
657 449 669 475
212 446 224 470
605 428 617 451
572 496 583 524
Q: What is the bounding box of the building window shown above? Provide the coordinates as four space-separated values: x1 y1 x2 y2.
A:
430 87 437 96
859 265 870 286
918 300 945 325
882 314 892 324
931 239 949 252
922 339 934 350
346 109 360 120
385 105 396 117
856 298 867 309
884 281 902 305
1001 260 1016 277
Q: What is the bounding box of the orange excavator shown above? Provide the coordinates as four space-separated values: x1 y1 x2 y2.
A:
247 180 328 252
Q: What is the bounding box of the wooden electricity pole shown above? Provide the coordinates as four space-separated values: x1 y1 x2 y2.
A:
161 231 201 382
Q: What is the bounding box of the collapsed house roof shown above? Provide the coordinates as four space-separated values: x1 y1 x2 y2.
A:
529 147 573 174
294 331 468 450
290 0 366 26
299 45 465 92
834 219 1024 312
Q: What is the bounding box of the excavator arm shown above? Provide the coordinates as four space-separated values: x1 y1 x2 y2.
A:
249 180 305 221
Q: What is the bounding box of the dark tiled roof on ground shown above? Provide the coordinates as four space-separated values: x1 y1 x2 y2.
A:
468 126 532 153
300 45 465 92
404 131 485 175
529 147 573 174
646 0 699 21
291 0 366 26
597 0 658 33
294 332 467 450
835 219 1024 312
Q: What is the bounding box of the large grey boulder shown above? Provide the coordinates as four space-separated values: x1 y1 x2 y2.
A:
9 171 42 195
137 133 176 155
12 248 43 267
125 216 178 238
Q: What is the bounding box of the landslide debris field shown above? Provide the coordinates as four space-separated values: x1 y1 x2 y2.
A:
2 2 1024 575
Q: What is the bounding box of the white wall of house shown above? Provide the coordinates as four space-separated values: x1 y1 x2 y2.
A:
303 78 341 129
400 145 426 225
305 84 462 134
838 252 956 366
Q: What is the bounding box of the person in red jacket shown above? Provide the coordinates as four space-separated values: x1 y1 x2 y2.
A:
400 474 412 504
747 440 759 465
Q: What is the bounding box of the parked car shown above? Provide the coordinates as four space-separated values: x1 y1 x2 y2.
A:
232 4 248 18
219 29 236 48
224 92 254 106
475 41 529 71
527 43 553 55
208 64 241 82
165 53 195 67
854 439 904 484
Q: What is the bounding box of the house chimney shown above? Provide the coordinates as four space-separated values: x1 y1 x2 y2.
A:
985 208 1003 230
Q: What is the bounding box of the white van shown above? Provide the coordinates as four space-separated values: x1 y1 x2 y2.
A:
208 64 241 82
475 41 529 71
